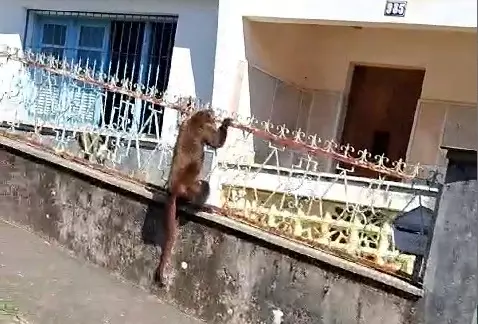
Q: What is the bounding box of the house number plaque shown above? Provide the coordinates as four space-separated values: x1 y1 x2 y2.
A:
384 0 407 17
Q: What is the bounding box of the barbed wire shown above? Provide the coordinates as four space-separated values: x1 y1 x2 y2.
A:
0 46 441 279
0 46 421 180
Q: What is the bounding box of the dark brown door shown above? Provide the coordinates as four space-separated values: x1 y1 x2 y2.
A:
340 65 425 178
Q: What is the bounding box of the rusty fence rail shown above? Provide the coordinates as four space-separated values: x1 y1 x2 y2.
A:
0 46 442 282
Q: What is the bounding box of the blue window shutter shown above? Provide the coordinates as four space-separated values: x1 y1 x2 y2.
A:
70 19 111 127
31 16 110 129
31 18 71 126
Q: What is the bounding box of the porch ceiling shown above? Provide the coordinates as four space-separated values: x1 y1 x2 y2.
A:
245 16 477 33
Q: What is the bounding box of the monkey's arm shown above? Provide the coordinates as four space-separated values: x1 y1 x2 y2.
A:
204 119 232 149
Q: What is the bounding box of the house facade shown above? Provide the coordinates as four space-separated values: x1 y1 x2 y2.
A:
0 0 220 139
0 0 475 160
0 0 475 288
211 0 477 173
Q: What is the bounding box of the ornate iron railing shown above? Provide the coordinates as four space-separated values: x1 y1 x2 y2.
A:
0 46 442 281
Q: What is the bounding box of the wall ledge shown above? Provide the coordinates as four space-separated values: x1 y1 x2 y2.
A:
0 132 424 298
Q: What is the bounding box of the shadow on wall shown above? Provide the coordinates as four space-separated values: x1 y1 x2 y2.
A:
141 193 192 251
444 152 477 183
242 18 306 168
242 20 342 171
0 3 26 37
247 65 315 168
141 185 208 250
172 7 219 103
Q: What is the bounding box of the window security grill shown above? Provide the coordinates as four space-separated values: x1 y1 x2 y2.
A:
24 10 178 138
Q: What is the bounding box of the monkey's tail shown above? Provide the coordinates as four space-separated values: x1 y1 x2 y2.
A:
156 194 178 285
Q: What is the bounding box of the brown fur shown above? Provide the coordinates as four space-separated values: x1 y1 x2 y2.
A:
154 109 232 286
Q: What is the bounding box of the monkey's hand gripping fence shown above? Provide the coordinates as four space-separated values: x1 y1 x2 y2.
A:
0 47 441 281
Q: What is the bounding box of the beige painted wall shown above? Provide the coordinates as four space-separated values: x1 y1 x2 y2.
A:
240 21 476 171
245 66 341 170
245 21 477 103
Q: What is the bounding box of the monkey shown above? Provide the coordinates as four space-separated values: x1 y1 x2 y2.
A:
153 109 232 287
76 131 115 164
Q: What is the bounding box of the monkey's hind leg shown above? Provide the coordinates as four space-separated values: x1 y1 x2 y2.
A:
188 180 210 207
179 180 211 223
154 181 209 287
154 193 180 288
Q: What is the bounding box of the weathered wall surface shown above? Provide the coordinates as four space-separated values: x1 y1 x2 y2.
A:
418 150 477 324
0 146 419 324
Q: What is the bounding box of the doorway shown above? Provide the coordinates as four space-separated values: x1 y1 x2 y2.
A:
340 65 425 178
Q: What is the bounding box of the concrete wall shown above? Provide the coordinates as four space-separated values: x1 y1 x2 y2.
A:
0 145 423 324
419 149 477 324
219 21 477 170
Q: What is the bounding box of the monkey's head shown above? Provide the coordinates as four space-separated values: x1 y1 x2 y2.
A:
189 109 216 126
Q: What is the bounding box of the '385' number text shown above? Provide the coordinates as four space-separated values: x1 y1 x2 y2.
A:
384 1 407 17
